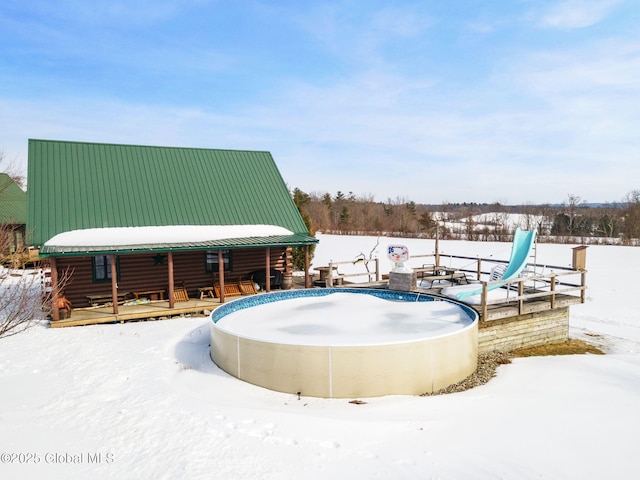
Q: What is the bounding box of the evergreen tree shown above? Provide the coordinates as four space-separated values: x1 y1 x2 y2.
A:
291 188 316 270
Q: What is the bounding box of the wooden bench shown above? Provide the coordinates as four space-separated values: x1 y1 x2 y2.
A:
202 280 257 299
214 282 243 298
86 292 130 307
133 289 165 301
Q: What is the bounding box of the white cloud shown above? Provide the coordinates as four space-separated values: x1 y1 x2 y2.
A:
370 7 432 37
3 1 639 204
539 0 621 29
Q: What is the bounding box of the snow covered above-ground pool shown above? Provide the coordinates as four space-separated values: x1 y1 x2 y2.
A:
211 289 478 397
215 292 473 345
1 234 640 479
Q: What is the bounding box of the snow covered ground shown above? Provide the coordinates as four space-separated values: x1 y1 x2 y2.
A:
1 234 639 479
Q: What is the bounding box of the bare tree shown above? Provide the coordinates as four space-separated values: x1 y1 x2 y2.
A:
353 238 380 281
0 150 26 189
565 194 587 236
622 190 640 244
535 204 555 236
0 265 46 338
1 226 70 338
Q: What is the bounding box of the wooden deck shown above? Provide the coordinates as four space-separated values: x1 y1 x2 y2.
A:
334 270 585 324
51 265 586 328
52 278 270 328
472 290 583 322
343 281 584 323
431 287 583 322
50 277 305 328
413 270 585 322
50 297 222 328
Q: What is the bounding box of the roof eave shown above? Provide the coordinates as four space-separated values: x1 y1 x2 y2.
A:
39 234 318 257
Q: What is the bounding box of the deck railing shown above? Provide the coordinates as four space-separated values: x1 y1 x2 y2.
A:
324 258 380 286
468 269 586 319
411 253 586 317
318 252 586 316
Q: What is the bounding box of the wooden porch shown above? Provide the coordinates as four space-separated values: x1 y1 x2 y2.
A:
49 275 312 328
50 297 223 328
47 244 315 327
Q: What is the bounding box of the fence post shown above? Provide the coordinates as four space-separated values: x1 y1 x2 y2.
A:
518 280 524 314
375 258 380 281
481 283 488 320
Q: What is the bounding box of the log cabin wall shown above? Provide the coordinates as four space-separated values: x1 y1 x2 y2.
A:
55 247 288 307
55 255 95 307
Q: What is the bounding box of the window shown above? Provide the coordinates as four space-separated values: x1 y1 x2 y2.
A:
92 255 120 282
205 249 232 273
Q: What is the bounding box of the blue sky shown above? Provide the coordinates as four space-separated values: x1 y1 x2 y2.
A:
1 0 638 204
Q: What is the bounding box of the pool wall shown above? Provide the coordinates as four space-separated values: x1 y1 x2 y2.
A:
210 288 478 398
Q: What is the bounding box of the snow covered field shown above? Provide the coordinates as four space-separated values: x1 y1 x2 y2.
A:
1 234 639 479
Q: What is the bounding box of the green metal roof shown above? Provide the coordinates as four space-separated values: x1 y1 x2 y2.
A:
0 173 27 225
27 139 316 251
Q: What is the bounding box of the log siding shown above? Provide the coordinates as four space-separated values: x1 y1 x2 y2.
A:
57 247 288 307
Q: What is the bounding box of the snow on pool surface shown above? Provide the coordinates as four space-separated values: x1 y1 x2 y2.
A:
214 292 473 346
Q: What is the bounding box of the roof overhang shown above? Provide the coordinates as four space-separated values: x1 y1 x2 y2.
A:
39 225 318 257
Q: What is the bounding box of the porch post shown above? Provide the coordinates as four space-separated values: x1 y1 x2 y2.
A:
168 251 175 309
265 247 271 292
218 249 225 303
304 245 310 288
110 254 118 316
50 257 59 322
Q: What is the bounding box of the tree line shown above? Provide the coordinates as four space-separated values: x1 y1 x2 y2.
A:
292 189 640 246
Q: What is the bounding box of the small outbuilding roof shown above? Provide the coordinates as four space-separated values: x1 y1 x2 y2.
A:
0 173 27 225
27 139 316 255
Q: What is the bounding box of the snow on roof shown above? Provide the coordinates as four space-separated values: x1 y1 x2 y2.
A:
44 225 294 248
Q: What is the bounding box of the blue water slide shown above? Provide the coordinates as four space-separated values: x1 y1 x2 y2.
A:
456 228 537 301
